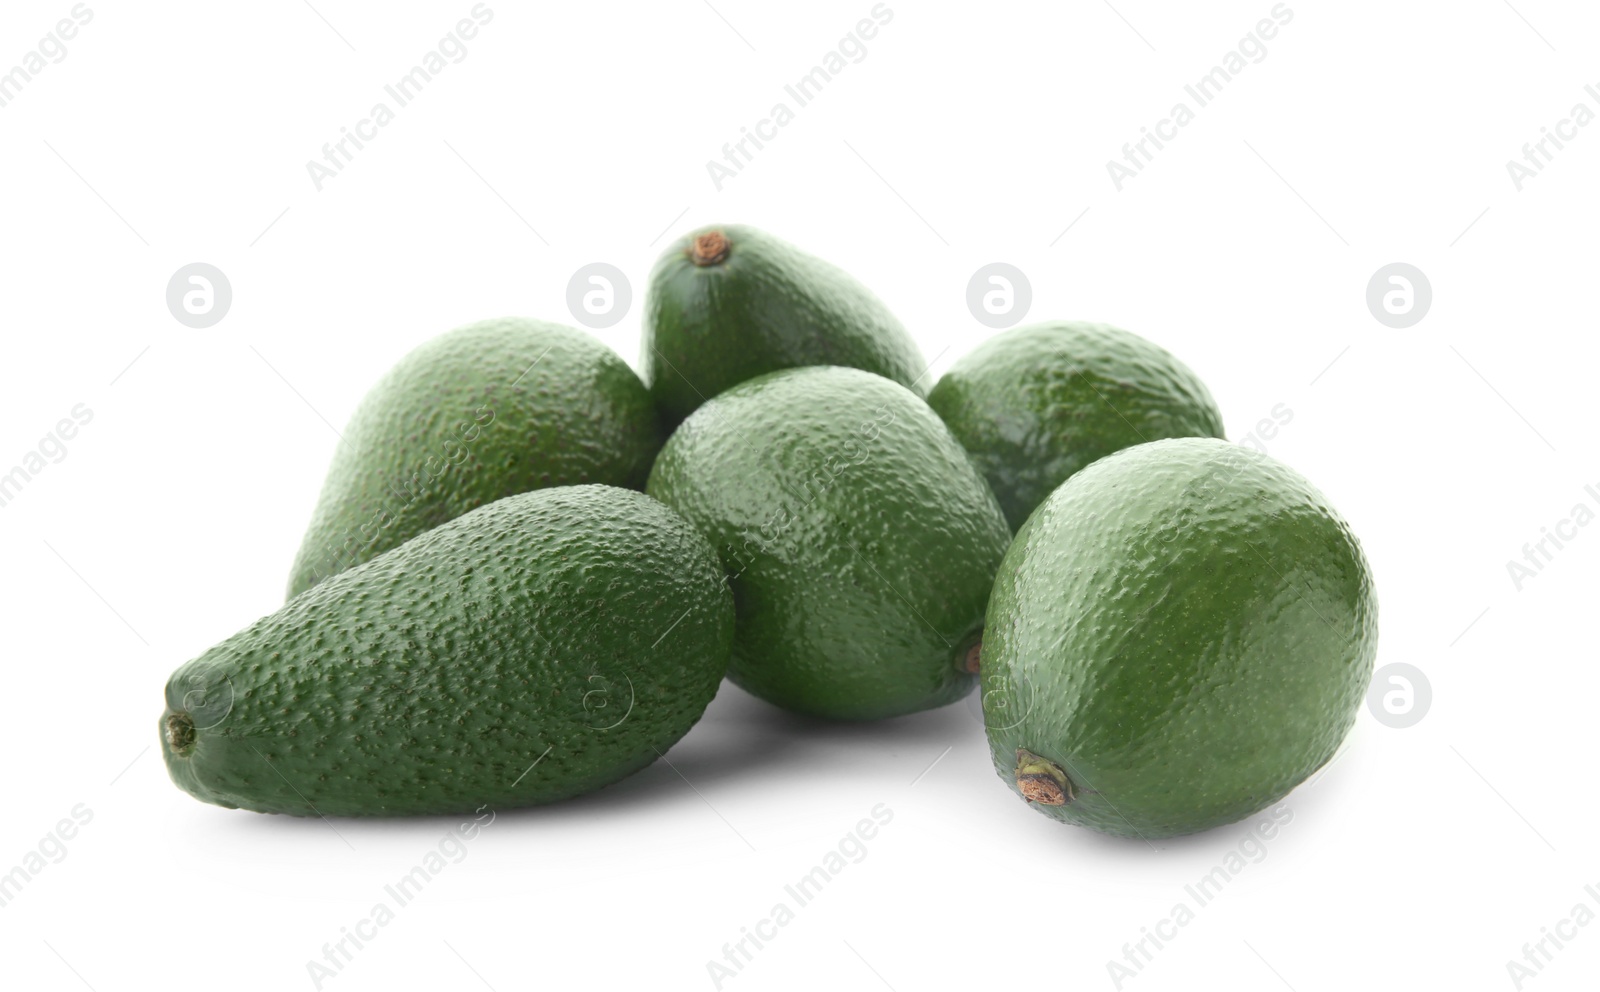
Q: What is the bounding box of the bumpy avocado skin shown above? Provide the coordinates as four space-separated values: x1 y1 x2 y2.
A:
647 366 1011 720
982 438 1377 839
927 321 1224 531
641 224 927 424
163 486 734 816
287 318 664 599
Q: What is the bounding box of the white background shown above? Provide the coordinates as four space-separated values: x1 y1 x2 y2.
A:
1 1 1596 989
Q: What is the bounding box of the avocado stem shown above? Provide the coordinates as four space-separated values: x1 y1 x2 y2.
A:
962 641 982 674
1015 748 1073 805
165 712 197 756
690 230 731 266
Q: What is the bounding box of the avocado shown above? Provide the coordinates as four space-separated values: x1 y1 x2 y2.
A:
287 317 663 599
927 321 1224 531
982 438 1377 838
647 366 1011 720
162 485 734 816
641 224 928 424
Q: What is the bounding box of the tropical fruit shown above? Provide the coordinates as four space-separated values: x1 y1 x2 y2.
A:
647 366 1011 720
287 318 663 598
928 321 1224 531
641 224 927 424
982 438 1377 838
163 486 734 816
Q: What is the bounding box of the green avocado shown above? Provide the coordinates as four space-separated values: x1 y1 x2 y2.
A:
927 321 1224 531
287 317 663 599
641 224 928 424
162 486 734 816
647 366 1011 720
982 438 1377 839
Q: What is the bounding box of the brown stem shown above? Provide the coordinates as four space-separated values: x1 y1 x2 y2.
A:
165 712 197 756
689 230 731 266
962 641 982 674
1015 748 1073 805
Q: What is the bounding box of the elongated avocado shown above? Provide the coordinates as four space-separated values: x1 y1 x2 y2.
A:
287 317 663 598
641 224 927 424
162 486 734 816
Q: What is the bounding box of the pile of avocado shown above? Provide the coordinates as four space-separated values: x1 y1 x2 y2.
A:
159 225 1376 840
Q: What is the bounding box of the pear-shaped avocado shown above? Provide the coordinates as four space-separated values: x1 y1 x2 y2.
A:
287 318 663 598
982 438 1377 839
641 225 927 424
163 486 734 816
647 366 1010 720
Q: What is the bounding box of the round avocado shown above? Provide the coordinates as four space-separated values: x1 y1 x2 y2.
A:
927 321 1224 531
647 366 1010 720
982 438 1377 838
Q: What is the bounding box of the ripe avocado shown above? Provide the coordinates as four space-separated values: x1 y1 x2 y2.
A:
287 317 663 598
647 366 1011 720
982 438 1377 838
927 321 1224 531
162 486 734 816
641 225 927 424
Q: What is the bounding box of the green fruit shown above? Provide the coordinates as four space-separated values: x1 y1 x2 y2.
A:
162 486 734 817
982 438 1376 838
641 224 927 424
647 366 1011 720
287 318 663 599
927 321 1224 531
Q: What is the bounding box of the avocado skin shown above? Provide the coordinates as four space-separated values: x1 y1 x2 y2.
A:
927 321 1224 531
163 486 734 817
641 225 927 424
647 366 1011 720
983 438 1377 839
287 317 664 599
